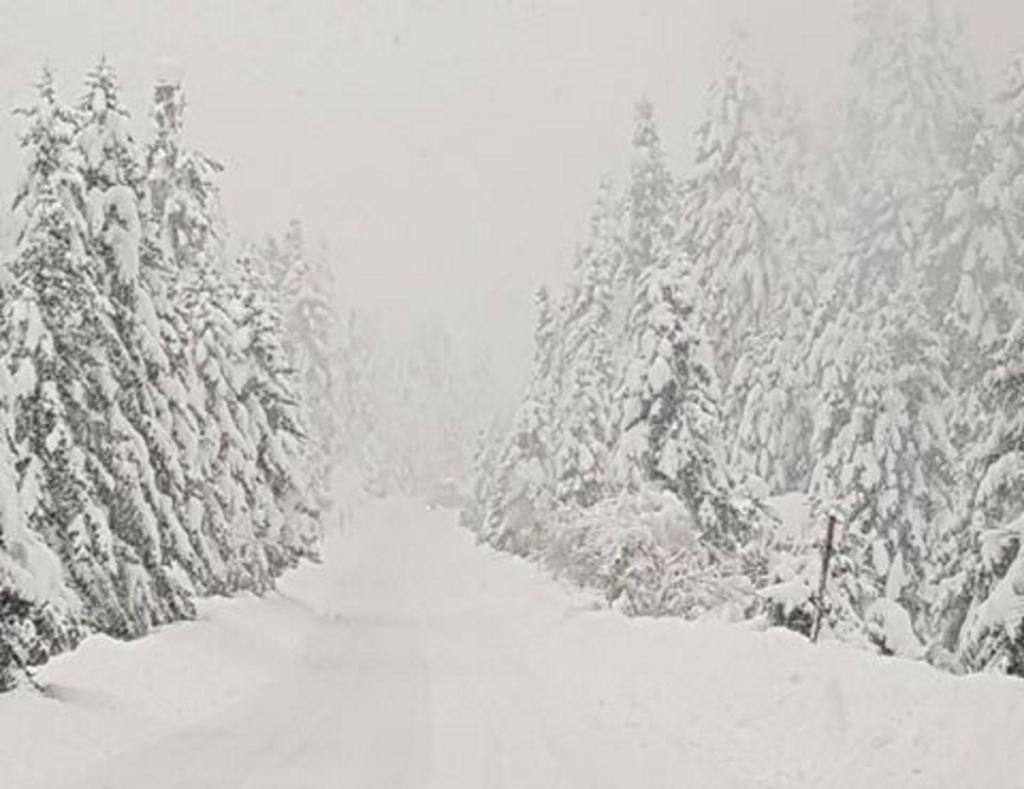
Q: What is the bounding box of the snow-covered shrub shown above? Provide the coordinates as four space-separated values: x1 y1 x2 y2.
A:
478 412 555 557
0 588 79 690
546 488 756 619
758 579 816 637
484 461 553 558
956 516 1024 674
865 598 926 659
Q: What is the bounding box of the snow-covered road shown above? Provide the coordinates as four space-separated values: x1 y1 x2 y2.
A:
4 499 1024 788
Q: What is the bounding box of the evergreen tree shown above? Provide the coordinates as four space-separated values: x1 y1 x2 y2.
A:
684 36 779 383
146 73 223 266
77 59 201 631
953 317 1024 673
262 223 338 491
553 189 619 509
479 288 558 553
142 75 226 592
928 50 1024 456
0 318 78 688
845 0 976 200
234 252 319 571
144 74 259 593
614 236 749 553
723 84 825 494
181 254 275 591
934 51 1024 674
622 100 676 294
6 69 157 635
807 285 956 634
144 72 320 593
802 1 970 643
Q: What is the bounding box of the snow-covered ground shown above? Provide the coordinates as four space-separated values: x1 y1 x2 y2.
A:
3 499 1024 789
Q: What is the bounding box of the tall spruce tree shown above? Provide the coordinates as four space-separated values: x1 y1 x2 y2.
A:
6 68 151 635
77 59 203 631
553 187 620 509
805 4 969 641
234 252 319 571
722 83 824 495
614 232 749 553
684 36 779 385
622 100 676 296
948 55 1024 669
952 311 1024 672
479 287 558 553
142 75 226 591
928 50 1024 459
263 224 338 482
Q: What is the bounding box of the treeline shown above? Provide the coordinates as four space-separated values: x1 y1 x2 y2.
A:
0 61 338 688
466 1 1024 676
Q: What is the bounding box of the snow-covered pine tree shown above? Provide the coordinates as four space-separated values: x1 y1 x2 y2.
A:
5 69 144 635
553 188 619 509
145 72 315 593
928 50 1024 454
614 231 750 553
147 71 224 265
479 287 558 554
0 334 79 689
801 1 971 646
683 35 780 388
1 75 85 679
143 73 227 593
952 315 1024 673
844 0 975 200
233 251 319 571
77 59 203 631
462 416 507 532
946 51 1024 665
727 320 812 498
722 83 825 495
837 0 976 304
806 283 956 641
837 0 977 310
261 223 339 499
535 284 567 411
622 100 676 299
183 250 279 592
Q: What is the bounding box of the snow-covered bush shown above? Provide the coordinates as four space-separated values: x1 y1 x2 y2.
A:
956 515 1024 674
546 488 756 619
758 579 816 637
865 598 926 659
482 457 553 557
0 588 78 690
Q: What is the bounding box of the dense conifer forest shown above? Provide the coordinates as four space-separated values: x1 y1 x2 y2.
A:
466 2 1024 677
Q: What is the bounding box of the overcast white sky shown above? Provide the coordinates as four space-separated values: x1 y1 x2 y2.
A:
1 0 1022 387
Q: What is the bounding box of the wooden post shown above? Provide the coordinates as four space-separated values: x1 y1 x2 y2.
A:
811 512 838 643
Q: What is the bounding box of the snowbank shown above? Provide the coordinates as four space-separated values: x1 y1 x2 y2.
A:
0 535 340 789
